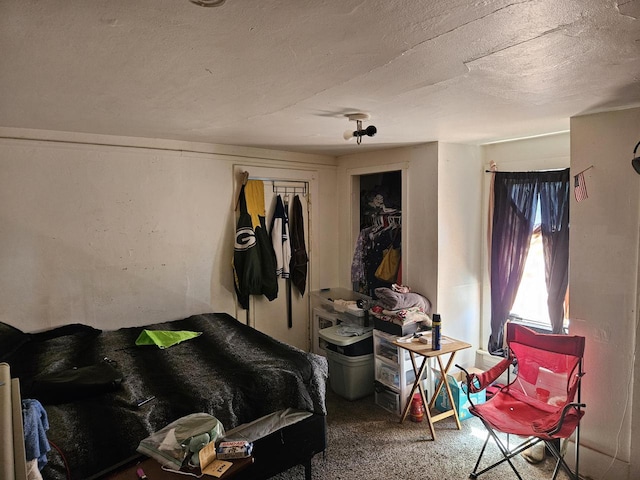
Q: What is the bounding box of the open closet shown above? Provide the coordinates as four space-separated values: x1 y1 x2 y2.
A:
352 170 402 298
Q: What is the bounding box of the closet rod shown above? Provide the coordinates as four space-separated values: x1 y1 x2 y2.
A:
245 173 307 196
273 187 306 197
255 177 308 194
484 167 575 173
273 186 306 194
235 171 307 211
243 170 308 185
249 176 308 184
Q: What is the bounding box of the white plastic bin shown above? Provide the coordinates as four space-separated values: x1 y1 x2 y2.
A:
318 325 373 356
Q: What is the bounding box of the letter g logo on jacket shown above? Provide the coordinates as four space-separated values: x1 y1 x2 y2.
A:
235 228 257 250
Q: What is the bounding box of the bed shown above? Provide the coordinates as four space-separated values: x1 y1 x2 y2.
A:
1 313 328 479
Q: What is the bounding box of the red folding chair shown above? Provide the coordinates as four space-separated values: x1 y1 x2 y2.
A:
458 323 586 480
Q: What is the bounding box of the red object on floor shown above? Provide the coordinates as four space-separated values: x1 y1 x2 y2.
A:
410 393 425 422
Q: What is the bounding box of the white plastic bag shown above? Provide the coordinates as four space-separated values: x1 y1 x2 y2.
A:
137 413 225 470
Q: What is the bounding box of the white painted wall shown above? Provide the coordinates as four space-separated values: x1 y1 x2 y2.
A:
437 143 483 368
570 107 640 480
336 144 439 303
0 131 339 351
403 145 439 305
336 143 483 367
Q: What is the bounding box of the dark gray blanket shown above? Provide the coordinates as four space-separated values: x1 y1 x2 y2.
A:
5 313 328 479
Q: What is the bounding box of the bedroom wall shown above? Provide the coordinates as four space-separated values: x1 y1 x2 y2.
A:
336 144 438 302
569 106 640 480
436 142 483 368
0 130 339 343
336 143 483 367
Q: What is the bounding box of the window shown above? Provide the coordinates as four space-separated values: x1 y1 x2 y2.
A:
487 168 570 352
510 206 569 331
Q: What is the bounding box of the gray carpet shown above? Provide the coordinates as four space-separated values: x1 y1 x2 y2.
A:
273 389 573 480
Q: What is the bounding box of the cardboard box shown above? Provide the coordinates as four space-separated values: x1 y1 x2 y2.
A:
435 368 486 421
216 441 253 459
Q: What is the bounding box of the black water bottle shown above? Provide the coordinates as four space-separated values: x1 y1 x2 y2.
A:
432 314 441 351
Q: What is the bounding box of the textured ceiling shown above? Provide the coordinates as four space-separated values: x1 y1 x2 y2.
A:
1 0 639 156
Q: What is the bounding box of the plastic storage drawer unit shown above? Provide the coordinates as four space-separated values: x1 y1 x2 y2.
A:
374 383 401 415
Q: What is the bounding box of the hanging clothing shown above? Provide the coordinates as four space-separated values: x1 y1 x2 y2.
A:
351 228 369 285
289 194 308 296
233 181 278 309
351 218 401 297
233 184 260 309
365 226 399 292
269 194 291 279
255 219 278 301
244 180 266 229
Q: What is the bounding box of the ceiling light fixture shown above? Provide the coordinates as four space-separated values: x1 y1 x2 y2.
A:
343 113 377 145
632 140 640 174
189 0 226 7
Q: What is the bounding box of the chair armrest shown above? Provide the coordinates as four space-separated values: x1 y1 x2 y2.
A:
456 359 512 410
456 357 512 394
538 402 586 436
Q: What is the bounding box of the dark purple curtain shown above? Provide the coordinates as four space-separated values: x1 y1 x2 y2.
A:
489 172 539 354
539 169 570 334
489 169 570 353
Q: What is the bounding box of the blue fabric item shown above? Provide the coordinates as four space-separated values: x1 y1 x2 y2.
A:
22 398 51 470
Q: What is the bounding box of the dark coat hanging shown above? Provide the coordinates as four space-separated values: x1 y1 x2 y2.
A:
233 182 278 309
289 194 308 296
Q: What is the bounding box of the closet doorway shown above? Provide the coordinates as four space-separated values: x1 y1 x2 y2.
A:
350 167 405 299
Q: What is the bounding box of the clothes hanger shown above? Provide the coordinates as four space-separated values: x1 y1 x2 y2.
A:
234 171 250 211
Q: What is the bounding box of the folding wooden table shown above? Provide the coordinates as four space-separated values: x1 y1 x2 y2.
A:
393 335 471 440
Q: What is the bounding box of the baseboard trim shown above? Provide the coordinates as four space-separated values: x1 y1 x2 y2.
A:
564 439 630 480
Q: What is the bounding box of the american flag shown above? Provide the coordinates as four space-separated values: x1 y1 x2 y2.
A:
574 172 588 202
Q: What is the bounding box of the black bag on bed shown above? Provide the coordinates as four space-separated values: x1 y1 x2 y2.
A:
27 360 124 404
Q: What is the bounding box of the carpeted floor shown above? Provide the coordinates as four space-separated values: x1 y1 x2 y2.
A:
272 389 573 480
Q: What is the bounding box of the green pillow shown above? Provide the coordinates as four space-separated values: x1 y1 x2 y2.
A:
135 329 202 349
